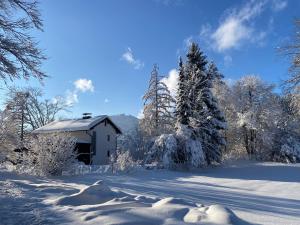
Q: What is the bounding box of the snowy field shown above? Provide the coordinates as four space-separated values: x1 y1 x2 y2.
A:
0 161 300 225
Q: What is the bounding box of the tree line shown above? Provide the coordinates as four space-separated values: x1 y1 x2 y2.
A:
0 0 300 171
138 20 300 166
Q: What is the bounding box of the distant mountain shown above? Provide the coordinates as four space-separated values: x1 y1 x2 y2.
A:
109 114 139 134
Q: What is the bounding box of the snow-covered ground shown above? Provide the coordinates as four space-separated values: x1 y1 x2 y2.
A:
0 161 300 225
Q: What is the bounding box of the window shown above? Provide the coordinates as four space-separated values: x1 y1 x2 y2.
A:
107 135 110 142
104 119 107 126
107 150 110 158
92 131 96 155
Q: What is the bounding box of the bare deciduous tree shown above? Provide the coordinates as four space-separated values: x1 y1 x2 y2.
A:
141 64 175 137
0 0 46 82
0 109 21 163
281 19 300 91
5 87 68 137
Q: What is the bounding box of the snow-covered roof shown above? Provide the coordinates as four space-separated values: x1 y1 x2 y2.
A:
32 115 122 134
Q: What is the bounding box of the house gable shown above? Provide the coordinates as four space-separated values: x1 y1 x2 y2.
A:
89 118 122 134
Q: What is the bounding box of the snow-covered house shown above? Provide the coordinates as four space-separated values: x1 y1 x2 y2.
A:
32 114 122 165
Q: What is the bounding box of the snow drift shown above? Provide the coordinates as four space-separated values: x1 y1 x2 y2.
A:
53 180 247 225
55 180 124 206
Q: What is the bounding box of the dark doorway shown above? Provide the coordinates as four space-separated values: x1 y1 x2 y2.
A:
76 143 91 165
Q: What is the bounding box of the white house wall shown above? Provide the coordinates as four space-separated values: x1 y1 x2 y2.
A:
71 131 91 143
90 121 117 165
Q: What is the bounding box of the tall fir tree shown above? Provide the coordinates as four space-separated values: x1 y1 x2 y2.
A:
181 43 226 164
205 62 227 163
184 42 208 124
186 43 208 117
176 57 191 126
141 64 175 137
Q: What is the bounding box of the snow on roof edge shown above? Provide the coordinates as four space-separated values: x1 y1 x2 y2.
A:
32 115 109 134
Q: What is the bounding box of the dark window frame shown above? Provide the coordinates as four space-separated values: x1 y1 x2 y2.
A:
92 131 96 155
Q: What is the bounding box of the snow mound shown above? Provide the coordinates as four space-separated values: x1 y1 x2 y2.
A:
53 181 247 224
184 204 236 224
55 180 123 206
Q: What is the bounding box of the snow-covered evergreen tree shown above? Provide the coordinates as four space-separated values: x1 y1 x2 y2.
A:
184 43 226 164
140 64 175 137
176 57 191 126
203 62 226 163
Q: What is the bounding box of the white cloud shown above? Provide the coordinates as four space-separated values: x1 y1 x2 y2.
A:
51 95 65 105
104 98 110 103
212 17 252 51
211 0 267 52
196 0 287 53
65 90 78 106
137 108 144 119
161 69 179 96
121 47 144 70
272 0 287 11
74 79 94 92
62 78 95 106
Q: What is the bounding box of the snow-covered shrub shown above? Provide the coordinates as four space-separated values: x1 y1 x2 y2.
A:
0 110 22 164
185 137 206 167
222 143 249 162
176 124 207 168
147 125 206 169
147 134 178 169
112 150 137 173
26 132 77 176
273 137 300 163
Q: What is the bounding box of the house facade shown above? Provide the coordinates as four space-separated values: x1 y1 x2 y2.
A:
32 115 122 165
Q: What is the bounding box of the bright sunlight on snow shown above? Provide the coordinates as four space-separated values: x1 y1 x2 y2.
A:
1 161 300 225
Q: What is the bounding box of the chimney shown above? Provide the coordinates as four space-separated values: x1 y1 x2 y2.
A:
82 113 92 119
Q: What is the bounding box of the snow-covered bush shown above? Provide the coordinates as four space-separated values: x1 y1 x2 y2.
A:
25 132 77 176
176 124 207 168
112 150 138 173
273 137 300 163
147 125 206 169
147 134 178 169
222 143 249 162
0 110 22 164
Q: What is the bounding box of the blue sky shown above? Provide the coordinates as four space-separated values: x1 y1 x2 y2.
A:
3 0 299 118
